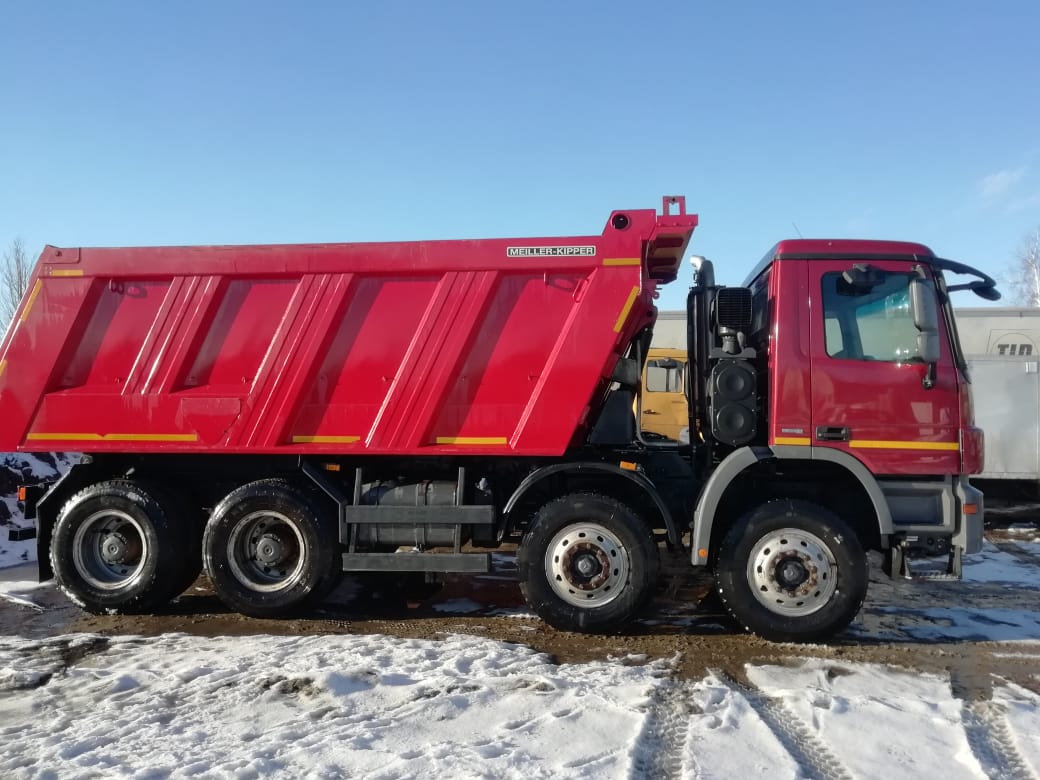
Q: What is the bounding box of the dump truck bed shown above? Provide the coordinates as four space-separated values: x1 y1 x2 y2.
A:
0 201 697 456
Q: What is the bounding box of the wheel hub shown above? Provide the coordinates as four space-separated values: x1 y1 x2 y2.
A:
564 543 610 590
72 509 149 591
100 532 135 564
227 510 308 593
776 554 811 589
254 533 287 566
544 523 630 607
746 528 838 616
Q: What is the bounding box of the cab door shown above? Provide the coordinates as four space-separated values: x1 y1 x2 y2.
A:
807 260 961 476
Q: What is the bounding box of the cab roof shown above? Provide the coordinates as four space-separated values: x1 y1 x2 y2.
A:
744 238 936 286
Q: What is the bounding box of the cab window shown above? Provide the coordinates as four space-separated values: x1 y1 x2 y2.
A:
822 271 921 362
646 359 685 392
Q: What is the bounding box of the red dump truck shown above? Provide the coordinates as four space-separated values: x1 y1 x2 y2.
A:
0 197 1000 641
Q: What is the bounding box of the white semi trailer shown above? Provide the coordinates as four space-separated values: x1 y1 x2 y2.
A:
954 308 1040 494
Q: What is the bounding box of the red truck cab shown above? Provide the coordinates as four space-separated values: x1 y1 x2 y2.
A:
690 241 993 625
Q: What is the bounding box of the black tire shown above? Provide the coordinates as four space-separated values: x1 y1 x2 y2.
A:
714 499 869 643
202 480 340 618
148 486 204 602
518 493 659 634
50 480 189 614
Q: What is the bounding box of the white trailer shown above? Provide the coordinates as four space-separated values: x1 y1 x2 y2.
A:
955 307 1040 357
954 308 1040 492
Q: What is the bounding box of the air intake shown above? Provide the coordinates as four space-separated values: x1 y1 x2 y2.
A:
715 288 753 331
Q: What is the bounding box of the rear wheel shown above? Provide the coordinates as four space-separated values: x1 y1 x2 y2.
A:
151 487 203 601
202 480 340 617
51 480 188 614
518 493 659 633
715 499 868 642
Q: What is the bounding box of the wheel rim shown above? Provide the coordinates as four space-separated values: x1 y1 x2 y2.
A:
72 509 149 591
544 523 630 608
746 528 838 617
226 510 307 593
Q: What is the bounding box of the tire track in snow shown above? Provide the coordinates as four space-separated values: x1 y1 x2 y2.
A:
962 701 1036 780
718 673 853 780
628 680 699 780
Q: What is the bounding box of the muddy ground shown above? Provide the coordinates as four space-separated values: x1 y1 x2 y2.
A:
3 522 1039 700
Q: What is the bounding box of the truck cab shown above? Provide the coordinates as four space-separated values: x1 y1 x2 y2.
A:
686 241 997 641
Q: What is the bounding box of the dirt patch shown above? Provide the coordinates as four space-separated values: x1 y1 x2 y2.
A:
4 540 1039 697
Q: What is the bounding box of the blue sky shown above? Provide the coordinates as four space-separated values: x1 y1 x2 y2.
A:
2 1 1038 311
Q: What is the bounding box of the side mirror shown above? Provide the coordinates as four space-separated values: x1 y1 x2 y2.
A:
915 331 940 366
910 273 940 386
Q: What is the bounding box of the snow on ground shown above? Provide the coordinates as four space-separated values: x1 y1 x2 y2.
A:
0 545 1038 779
0 633 1037 779
963 542 1040 586
0 633 665 778
851 540 1040 643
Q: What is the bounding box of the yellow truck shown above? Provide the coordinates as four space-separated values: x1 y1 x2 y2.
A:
640 347 689 442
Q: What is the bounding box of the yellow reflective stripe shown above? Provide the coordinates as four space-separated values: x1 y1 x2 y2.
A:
0 359 6 380
849 440 959 451
774 436 811 446
27 432 199 442
435 437 508 445
49 269 84 277
613 286 641 333
20 280 42 322
291 435 361 444
602 257 641 267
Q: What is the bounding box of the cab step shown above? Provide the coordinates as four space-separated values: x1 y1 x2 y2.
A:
884 543 962 580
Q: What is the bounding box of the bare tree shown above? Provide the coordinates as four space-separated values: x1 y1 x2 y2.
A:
2 238 33 326
1008 227 1040 307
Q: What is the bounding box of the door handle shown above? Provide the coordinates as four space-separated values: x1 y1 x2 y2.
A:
816 426 850 442
642 410 660 415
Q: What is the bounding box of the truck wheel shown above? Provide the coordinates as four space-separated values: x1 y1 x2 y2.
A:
203 480 340 618
149 486 203 601
50 480 188 614
715 499 868 643
518 493 659 633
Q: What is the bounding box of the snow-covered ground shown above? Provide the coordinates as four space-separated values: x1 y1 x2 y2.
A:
0 630 1036 778
1 547 1038 777
1 457 1038 778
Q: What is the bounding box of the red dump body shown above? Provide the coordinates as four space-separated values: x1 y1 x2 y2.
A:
0 201 697 456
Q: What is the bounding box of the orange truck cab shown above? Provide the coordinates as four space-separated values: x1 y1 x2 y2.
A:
640 347 690 443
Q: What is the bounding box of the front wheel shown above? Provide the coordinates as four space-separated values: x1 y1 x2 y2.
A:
518 493 659 633
715 499 868 643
